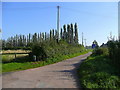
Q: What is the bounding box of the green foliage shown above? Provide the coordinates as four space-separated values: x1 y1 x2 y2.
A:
92 47 109 56
74 23 78 44
78 55 120 88
2 38 89 73
2 23 79 50
78 45 120 88
2 22 83 74
32 44 47 61
82 72 120 88
31 40 84 61
107 40 120 71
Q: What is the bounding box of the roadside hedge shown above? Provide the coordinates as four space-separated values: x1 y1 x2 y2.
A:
31 40 85 61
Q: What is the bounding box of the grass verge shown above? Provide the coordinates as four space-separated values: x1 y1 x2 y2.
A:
77 55 120 89
2 50 90 73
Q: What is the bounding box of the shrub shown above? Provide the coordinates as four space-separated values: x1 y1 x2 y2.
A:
92 47 109 56
82 72 120 88
31 41 85 61
78 55 120 89
32 44 47 61
107 40 120 72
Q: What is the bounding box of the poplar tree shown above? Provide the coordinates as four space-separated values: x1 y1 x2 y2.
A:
40 32 42 42
33 33 37 43
74 23 78 44
13 36 16 47
27 35 29 46
60 28 63 40
42 32 44 41
15 34 19 47
24 36 27 46
19 35 23 46
38 33 40 42
28 33 31 43
63 24 67 41
52 29 55 40
55 30 58 43
50 30 52 40
67 24 71 43
45 32 47 41
22 35 26 46
70 23 74 44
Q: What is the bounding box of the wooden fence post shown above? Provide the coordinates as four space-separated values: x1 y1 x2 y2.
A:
15 53 16 60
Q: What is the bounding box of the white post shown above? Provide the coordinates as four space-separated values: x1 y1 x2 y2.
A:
57 6 60 40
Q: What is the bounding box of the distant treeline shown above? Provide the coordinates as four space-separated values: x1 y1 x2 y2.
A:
2 23 79 50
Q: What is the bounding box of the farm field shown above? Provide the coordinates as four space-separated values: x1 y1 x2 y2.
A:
2 50 30 54
2 50 30 63
2 54 29 63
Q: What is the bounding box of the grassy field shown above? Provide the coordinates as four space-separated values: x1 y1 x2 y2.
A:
2 50 30 54
78 55 120 88
2 54 29 63
2 50 90 73
2 50 30 63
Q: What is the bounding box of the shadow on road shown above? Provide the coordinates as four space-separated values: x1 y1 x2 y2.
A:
52 59 86 88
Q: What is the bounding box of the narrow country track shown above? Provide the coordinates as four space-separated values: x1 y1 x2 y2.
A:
2 52 91 88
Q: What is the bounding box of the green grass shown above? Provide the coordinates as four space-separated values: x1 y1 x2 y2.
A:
78 55 120 89
2 54 29 63
2 50 90 73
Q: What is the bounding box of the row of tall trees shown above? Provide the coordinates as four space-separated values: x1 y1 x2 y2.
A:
2 23 79 49
60 23 78 44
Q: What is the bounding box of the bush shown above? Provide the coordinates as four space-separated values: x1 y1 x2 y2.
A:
31 41 85 61
92 47 109 56
78 55 120 88
82 72 120 88
107 40 120 72
32 44 47 61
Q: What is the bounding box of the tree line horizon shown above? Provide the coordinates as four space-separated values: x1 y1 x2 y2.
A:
2 23 79 49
